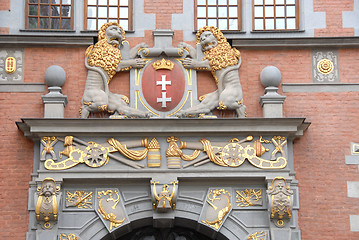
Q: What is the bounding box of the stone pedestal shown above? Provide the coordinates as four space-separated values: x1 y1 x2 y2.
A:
260 87 286 118
41 87 68 118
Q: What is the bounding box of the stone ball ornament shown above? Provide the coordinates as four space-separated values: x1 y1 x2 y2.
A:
260 66 281 88
44 65 66 87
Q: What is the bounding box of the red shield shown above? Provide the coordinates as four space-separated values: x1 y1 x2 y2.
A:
142 61 185 112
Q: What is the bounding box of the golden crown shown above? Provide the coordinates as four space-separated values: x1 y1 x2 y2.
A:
152 58 174 71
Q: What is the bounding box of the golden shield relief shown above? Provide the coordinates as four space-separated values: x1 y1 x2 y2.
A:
96 189 127 232
201 189 232 230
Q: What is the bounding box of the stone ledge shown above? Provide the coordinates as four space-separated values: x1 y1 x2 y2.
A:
0 83 45 92
233 36 359 49
0 35 93 47
16 117 310 139
282 83 359 93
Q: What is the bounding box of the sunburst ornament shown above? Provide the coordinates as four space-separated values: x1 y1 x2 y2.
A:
317 58 334 74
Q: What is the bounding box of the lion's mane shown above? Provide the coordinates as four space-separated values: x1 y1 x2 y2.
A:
196 26 241 74
85 22 125 83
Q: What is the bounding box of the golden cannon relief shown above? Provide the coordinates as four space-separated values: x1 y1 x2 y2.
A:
167 135 287 169
43 136 160 170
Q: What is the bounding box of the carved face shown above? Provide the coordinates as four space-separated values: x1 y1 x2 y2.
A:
41 180 55 197
105 25 123 46
275 180 285 191
200 31 218 51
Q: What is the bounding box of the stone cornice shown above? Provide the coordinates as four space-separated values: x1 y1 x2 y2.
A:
16 118 310 139
0 35 94 47
232 36 359 49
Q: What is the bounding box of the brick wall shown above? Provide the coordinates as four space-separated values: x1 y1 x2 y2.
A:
314 0 354 36
0 0 10 11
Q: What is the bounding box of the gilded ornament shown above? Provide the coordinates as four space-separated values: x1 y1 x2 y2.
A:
202 189 231 230
268 177 293 228
66 190 93 209
247 231 267 240
236 189 263 207
40 136 58 161
151 180 178 211
317 58 334 74
147 138 161 167
5 57 16 74
181 136 286 169
45 136 149 170
217 101 227 110
97 190 125 230
35 178 60 229
59 233 79 240
152 58 174 71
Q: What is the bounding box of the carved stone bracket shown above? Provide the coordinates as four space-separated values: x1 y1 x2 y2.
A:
267 177 293 228
150 179 178 212
35 178 61 229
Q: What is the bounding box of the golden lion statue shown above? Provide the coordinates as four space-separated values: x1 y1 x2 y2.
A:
177 26 246 118
81 22 149 118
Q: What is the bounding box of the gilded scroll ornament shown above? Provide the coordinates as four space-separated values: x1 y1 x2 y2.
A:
40 137 58 161
97 190 125 230
151 180 178 211
66 190 93 209
45 136 155 170
182 136 287 169
59 233 79 240
202 189 231 230
268 177 293 228
247 231 267 240
35 178 60 229
236 189 263 207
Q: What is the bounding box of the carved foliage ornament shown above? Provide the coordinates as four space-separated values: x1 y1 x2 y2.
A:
35 178 60 229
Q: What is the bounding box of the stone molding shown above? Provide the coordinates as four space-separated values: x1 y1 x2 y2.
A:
16 118 310 140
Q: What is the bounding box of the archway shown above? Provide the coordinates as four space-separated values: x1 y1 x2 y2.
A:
117 226 216 240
